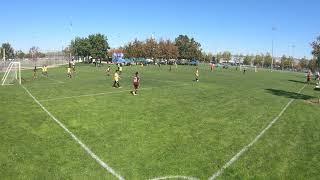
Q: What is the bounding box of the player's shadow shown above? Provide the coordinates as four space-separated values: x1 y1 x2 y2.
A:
289 79 317 85
265 89 315 100
288 80 306 84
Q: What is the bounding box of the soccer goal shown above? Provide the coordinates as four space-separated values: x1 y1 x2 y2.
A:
1 62 21 85
240 65 257 72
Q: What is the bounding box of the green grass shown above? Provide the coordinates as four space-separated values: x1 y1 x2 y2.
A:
0 64 319 179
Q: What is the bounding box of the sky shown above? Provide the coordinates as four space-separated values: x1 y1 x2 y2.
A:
0 0 319 58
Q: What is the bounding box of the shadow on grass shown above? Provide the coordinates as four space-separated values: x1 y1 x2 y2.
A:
288 79 318 85
288 79 306 84
265 89 315 100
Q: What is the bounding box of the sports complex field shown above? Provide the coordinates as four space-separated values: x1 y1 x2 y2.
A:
0 64 319 179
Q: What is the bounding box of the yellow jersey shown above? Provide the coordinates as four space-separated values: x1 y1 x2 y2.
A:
114 72 119 81
195 70 199 76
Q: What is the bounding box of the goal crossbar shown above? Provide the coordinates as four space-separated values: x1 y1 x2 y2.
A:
240 65 257 72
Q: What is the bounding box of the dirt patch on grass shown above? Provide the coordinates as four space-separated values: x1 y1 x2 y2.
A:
305 98 320 105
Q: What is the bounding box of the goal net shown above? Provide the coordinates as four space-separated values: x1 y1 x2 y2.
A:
1 62 21 85
240 65 257 72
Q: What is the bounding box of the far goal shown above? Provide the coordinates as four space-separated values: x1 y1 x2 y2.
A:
1 62 21 85
239 65 257 72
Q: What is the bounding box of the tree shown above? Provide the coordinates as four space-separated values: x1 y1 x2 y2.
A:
1 43 15 60
166 40 179 60
264 53 272 68
29 46 40 59
70 34 110 60
175 35 202 60
253 54 263 67
87 33 110 59
216 52 222 63
221 51 232 63
15 50 25 59
280 55 287 70
280 55 292 70
124 39 145 58
311 36 320 57
298 57 308 70
201 52 213 62
311 36 320 70
308 58 317 72
287 56 294 69
71 37 91 58
243 55 253 65
157 39 178 60
144 37 158 59
63 47 71 59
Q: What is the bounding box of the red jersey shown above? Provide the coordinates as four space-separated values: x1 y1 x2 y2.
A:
133 76 140 84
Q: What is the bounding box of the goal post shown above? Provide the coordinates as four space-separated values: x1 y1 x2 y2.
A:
1 62 21 85
240 65 257 72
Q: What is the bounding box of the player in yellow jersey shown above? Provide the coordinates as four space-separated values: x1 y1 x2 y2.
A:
67 63 72 78
113 70 121 88
42 65 48 77
195 67 199 82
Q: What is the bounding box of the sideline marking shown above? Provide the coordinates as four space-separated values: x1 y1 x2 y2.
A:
21 85 124 180
209 84 307 180
150 175 199 180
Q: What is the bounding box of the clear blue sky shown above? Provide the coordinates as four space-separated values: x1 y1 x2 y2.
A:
1 0 319 58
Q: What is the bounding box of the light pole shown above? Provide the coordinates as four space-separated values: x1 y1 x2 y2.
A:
291 44 295 70
271 27 276 71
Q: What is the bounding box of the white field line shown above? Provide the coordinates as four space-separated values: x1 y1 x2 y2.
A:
45 82 65 85
21 85 125 180
150 175 199 180
38 83 189 102
209 84 307 180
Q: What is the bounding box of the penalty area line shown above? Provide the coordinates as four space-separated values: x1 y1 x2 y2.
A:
209 84 307 180
21 85 124 180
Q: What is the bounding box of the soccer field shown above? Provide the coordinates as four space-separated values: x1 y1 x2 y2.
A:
0 64 319 179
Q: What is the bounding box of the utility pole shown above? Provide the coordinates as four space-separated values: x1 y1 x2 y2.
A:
291 44 295 70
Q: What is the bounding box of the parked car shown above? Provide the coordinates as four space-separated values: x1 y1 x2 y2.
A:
189 60 199 66
177 59 188 65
